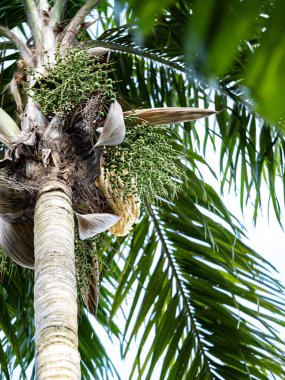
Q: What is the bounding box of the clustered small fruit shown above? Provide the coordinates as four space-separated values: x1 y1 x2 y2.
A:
103 122 182 203
27 48 116 115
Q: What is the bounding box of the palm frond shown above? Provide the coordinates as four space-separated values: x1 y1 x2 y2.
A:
110 151 285 380
95 38 285 224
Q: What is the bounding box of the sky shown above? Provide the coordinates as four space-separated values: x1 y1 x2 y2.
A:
224 189 285 282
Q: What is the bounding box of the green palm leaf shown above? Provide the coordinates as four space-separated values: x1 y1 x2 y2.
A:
110 150 285 379
89 1 285 222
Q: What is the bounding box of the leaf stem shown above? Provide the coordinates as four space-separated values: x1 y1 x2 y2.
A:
89 39 192 78
89 39 255 113
0 26 32 65
49 0 66 28
21 0 43 49
60 0 102 53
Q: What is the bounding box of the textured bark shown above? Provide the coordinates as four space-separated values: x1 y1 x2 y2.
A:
34 181 80 379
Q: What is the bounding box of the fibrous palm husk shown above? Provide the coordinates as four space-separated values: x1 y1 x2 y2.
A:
0 217 34 268
96 169 140 236
123 107 215 125
0 178 30 222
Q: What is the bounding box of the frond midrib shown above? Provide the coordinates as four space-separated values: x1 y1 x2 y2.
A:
144 198 214 379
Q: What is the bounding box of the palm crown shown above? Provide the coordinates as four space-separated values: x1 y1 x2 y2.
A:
0 1 285 379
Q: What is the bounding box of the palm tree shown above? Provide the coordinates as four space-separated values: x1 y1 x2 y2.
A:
1 0 285 379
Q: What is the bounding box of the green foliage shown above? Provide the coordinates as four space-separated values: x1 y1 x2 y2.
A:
0 268 34 380
0 249 14 282
185 0 262 79
28 48 116 115
100 4 285 224
103 122 182 202
113 0 285 123
246 1 285 122
111 152 285 379
116 0 177 35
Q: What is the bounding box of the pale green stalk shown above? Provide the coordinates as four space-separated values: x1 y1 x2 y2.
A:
38 0 49 13
0 108 20 145
0 26 32 64
21 0 43 49
60 0 102 53
49 0 66 28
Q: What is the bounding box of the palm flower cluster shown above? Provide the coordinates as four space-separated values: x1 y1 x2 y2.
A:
103 123 182 202
94 121 182 236
95 122 182 236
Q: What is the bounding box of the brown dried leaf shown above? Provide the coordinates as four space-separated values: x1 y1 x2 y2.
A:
96 169 140 236
123 107 216 125
14 131 37 147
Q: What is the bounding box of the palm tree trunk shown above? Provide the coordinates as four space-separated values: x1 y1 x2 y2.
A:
34 181 81 379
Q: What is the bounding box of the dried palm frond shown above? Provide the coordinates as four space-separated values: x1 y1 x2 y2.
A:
88 47 110 57
96 169 140 236
123 107 215 125
8 76 23 114
76 212 120 240
0 218 34 268
95 101 125 147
